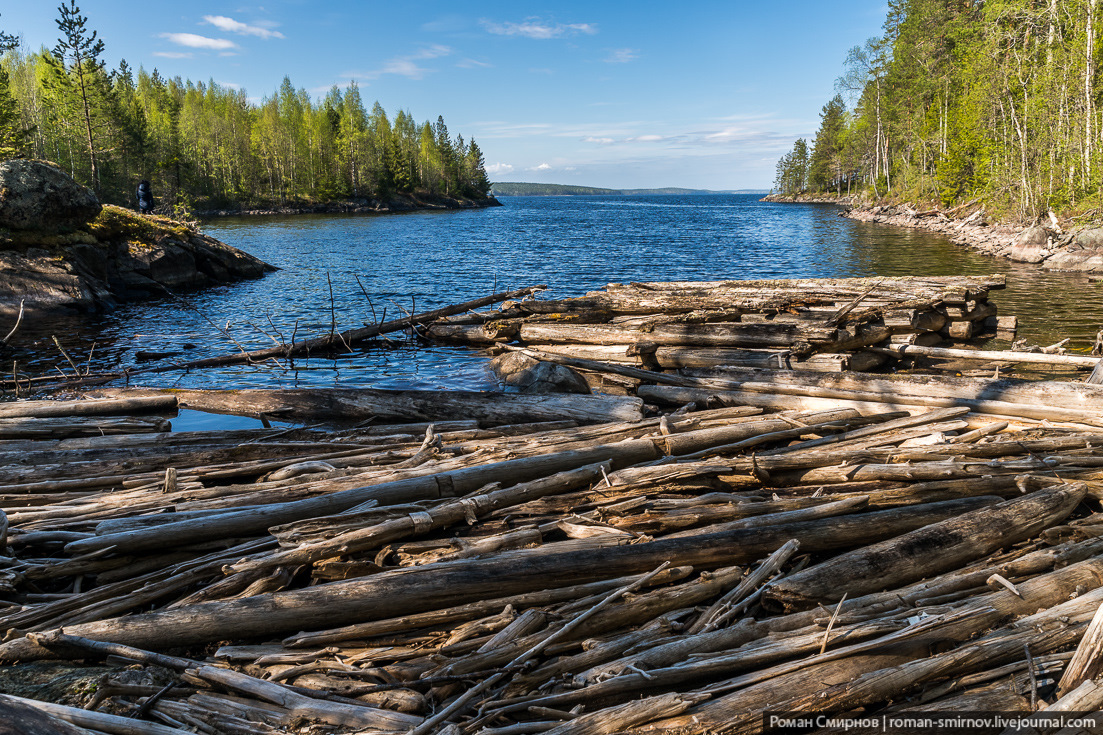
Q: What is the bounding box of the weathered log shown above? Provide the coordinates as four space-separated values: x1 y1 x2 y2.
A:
762 483 1087 610
0 395 177 419
518 322 839 348
283 567 694 648
0 693 188 735
88 386 643 425
1056 600 1103 697
0 498 992 659
683 366 1103 413
226 462 612 573
637 384 1103 423
889 343 1100 368
63 439 662 555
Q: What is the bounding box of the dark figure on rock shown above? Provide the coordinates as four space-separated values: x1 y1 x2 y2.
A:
136 180 154 214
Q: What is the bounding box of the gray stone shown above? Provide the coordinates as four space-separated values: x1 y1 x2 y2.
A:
1009 226 1049 263
489 352 591 394
1075 228 1103 248
0 160 101 232
1045 228 1103 271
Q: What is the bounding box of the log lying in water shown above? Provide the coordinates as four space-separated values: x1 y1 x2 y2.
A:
88 386 644 425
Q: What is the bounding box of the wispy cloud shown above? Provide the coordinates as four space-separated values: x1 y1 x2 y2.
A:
486 163 514 175
481 19 597 39
202 15 284 39
584 136 615 145
604 48 638 63
347 45 452 80
457 58 493 69
160 33 237 51
153 51 193 59
533 163 552 170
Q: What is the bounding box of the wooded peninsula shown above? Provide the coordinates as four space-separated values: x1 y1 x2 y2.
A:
0 5 492 215
773 0 1103 222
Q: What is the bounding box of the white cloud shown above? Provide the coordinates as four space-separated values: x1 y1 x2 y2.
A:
604 48 638 63
202 15 284 39
584 136 615 145
153 51 193 59
348 45 453 80
634 135 664 142
160 33 237 50
216 80 242 90
481 19 597 39
457 58 493 69
486 163 514 175
534 163 552 170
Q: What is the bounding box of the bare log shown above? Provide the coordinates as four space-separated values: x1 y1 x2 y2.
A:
762 483 1087 610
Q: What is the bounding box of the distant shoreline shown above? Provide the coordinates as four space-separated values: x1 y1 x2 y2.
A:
491 182 768 197
762 192 1103 274
197 192 501 218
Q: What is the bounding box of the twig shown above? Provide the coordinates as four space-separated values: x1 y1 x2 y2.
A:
51 335 81 376
820 592 848 654
1 299 24 345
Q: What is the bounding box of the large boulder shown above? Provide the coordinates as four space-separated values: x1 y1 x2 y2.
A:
1008 226 1049 263
489 352 591 394
1044 228 1103 271
0 160 101 232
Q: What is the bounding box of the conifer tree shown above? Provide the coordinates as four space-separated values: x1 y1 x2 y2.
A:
49 0 111 191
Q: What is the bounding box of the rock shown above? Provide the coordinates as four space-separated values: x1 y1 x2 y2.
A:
0 160 101 232
488 352 591 395
1009 226 1049 263
1044 228 1103 271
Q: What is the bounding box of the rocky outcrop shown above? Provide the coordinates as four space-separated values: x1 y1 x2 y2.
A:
0 160 275 316
0 160 101 232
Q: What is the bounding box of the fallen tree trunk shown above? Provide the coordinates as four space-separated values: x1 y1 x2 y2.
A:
88 387 644 426
0 498 993 659
888 343 1100 368
637 385 1103 423
762 483 1087 610
63 439 662 556
0 396 177 419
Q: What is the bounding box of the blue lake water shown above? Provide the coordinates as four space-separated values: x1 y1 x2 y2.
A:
17 193 1103 393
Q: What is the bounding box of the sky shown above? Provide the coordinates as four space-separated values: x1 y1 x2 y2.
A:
1 1 889 190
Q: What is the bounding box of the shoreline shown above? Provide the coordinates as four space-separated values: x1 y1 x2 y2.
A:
196 191 502 218
761 193 1103 273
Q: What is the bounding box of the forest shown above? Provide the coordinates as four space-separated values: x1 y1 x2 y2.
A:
0 3 492 213
774 0 1103 221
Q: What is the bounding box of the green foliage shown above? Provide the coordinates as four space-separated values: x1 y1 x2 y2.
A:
0 14 490 210
773 139 809 196
779 0 1103 219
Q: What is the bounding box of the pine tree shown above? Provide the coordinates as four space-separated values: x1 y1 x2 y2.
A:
465 139 490 196
50 0 111 191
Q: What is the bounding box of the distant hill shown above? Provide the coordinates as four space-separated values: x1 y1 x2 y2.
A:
490 183 618 196
490 182 769 196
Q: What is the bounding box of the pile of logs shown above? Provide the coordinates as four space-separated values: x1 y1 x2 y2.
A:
427 275 1015 375
7 389 1103 733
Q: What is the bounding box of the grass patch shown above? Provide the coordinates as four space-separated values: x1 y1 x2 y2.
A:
84 205 195 246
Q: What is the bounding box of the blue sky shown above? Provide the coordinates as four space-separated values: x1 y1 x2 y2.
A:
2 1 889 190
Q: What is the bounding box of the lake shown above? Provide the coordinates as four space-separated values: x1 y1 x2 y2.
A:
14 193 1103 393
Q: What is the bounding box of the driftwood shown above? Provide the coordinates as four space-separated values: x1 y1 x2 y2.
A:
88 386 644 425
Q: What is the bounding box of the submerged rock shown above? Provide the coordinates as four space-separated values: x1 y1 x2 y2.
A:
0 160 274 316
489 352 591 394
